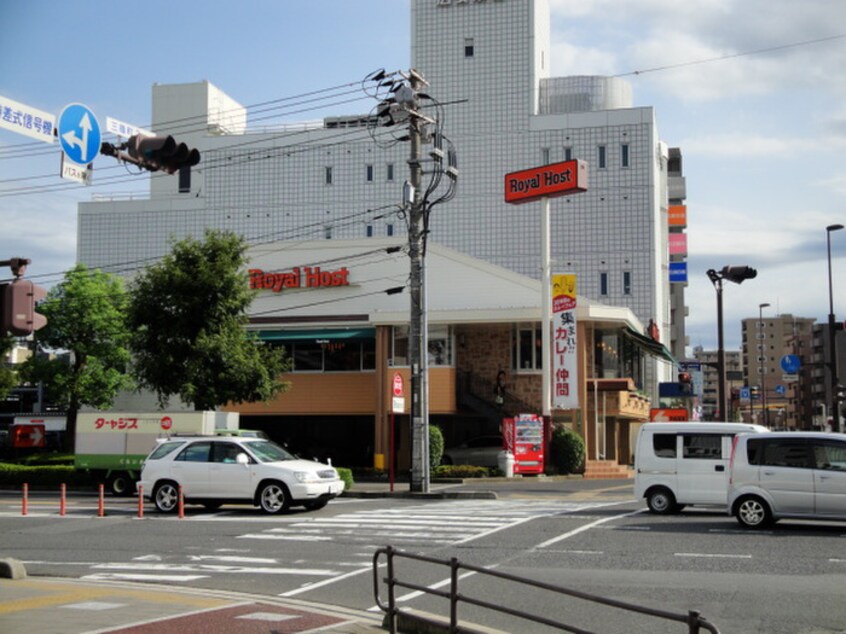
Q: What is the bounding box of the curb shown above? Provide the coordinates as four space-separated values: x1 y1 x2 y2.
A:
0 557 27 580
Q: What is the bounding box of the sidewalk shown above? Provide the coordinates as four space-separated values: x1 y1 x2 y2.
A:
0 570 386 634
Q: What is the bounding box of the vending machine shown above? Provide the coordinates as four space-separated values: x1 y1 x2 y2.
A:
502 413 545 474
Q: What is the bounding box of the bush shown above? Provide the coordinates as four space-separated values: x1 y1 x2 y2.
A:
549 427 585 474
432 464 495 479
336 467 354 491
0 463 93 488
429 425 444 470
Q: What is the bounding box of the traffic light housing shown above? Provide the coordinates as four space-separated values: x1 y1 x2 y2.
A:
1 279 48 336
678 372 693 395
126 134 200 174
720 265 757 284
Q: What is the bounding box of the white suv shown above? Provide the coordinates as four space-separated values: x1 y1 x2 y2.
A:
138 436 344 514
728 432 846 527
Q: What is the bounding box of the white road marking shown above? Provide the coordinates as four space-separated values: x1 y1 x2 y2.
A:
535 508 646 549
675 553 752 559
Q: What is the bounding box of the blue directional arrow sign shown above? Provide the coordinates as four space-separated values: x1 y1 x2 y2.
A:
58 103 101 165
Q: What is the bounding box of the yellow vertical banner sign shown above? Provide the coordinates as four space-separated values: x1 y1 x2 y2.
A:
551 273 578 409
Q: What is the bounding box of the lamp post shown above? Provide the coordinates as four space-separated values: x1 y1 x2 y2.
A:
707 265 758 421
758 302 770 427
826 224 844 432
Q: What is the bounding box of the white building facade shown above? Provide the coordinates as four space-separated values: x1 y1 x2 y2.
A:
78 0 677 394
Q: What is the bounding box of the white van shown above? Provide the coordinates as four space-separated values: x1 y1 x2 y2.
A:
728 431 846 527
634 422 768 514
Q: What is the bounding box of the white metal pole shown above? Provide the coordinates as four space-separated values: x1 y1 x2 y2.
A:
541 197 552 418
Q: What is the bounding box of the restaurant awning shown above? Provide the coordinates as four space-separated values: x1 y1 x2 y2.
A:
257 328 376 342
622 326 677 364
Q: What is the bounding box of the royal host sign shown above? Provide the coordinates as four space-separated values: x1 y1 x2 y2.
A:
504 159 588 205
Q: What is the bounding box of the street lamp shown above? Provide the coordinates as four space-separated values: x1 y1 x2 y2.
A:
758 302 770 427
707 265 758 421
826 223 844 432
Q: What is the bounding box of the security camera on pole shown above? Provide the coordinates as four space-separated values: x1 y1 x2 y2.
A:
366 68 458 492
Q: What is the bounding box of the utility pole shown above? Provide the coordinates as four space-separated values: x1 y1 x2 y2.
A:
368 68 458 493
407 71 429 493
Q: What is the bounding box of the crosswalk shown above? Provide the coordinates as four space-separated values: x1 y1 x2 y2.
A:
238 499 614 547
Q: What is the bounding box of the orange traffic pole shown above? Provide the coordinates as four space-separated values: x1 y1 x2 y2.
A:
21 483 28 516
59 483 67 517
97 483 105 517
137 485 144 519
178 486 185 519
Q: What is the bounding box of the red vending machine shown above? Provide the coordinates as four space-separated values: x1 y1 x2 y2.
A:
502 413 545 474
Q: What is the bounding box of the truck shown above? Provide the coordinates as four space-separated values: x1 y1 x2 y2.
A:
75 411 239 496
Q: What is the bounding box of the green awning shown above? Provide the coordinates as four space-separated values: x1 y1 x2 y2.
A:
622 326 677 364
257 328 375 342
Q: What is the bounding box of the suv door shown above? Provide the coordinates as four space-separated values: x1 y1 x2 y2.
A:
172 441 213 496
209 441 255 499
812 438 846 517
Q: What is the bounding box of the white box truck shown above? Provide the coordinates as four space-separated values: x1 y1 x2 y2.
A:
75 411 239 496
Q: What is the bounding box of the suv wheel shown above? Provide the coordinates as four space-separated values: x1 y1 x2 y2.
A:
258 482 290 514
646 487 676 514
735 495 772 528
153 482 180 513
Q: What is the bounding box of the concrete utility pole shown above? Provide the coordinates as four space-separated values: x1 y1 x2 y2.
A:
369 68 458 493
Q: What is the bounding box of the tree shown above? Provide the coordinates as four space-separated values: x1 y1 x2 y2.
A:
0 334 18 400
127 229 290 410
20 265 134 451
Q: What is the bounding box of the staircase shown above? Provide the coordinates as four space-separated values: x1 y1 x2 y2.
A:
583 460 634 480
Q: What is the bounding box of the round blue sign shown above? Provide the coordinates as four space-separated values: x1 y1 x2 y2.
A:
58 103 101 165
780 354 801 374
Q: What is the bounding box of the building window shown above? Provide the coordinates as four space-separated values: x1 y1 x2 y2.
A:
287 339 376 372
623 271 632 295
366 164 373 182
325 166 333 185
513 324 543 371
324 225 333 240
464 37 474 58
386 163 394 181
542 147 550 164
598 145 606 169
621 143 630 168
387 223 394 237
600 271 609 296
563 146 572 161
366 225 373 238
427 324 453 366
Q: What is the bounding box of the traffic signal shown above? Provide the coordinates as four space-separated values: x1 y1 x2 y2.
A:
1 279 48 336
125 134 200 174
720 265 757 284
678 372 693 395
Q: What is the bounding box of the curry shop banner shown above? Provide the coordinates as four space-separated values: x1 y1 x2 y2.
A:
552 273 578 409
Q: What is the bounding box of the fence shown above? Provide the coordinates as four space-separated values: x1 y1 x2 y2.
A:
372 545 721 634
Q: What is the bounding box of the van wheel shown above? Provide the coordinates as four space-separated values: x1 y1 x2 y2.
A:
735 495 772 528
646 487 676 514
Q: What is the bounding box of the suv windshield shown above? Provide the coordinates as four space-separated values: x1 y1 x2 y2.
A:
244 440 296 463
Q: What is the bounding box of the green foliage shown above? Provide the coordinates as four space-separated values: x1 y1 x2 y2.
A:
428 425 444 469
549 426 586 474
10 453 74 466
20 265 134 451
432 464 495 479
0 463 93 487
335 467 353 491
0 334 17 400
126 230 291 410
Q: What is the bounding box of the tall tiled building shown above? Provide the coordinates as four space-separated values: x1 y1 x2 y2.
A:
78 0 679 392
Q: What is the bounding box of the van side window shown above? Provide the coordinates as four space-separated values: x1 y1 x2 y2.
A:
682 434 722 459
814 439 846 470
760 438 811 469
653 434 676 458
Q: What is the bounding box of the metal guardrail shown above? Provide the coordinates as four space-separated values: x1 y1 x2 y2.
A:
373 545 721 634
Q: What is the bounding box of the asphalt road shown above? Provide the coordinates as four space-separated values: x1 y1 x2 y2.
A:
1 480 844 633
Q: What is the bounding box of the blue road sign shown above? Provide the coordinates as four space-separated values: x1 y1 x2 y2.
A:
775 384 787 396
780 354 801 374
58 103 101 165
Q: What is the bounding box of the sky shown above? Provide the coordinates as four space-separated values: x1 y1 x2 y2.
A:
1 0 845 354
